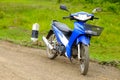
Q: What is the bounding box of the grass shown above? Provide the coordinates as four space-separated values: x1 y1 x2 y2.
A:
0 0 120 67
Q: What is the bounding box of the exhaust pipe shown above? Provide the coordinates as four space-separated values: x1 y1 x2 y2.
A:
42 36 53 50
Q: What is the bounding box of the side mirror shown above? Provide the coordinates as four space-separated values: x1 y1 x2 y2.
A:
60 5 69 12
92 7 102 13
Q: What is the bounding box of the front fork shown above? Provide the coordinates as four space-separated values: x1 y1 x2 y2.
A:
78 44 89 60
78 44 81 60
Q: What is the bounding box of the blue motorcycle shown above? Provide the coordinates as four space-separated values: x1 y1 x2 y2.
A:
42 5 103 75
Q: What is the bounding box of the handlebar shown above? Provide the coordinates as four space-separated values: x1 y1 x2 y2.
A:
63 16 71 19
93 17 99 19
90 16 99 20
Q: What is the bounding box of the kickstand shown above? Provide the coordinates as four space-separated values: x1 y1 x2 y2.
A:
70 58 73 63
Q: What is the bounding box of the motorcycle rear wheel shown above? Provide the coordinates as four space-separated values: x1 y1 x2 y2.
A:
46 33 58 59
78 44 89 75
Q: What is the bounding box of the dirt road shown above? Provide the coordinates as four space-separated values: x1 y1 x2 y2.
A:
0 40 120 80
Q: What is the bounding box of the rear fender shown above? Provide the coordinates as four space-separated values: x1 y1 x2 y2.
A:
46 30 53 39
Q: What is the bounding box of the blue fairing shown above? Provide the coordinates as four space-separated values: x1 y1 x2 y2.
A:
71 11 93 17
76 35 90 45
52 21 90 59
52 25 69 46
52 25 62 44
66 21 90 58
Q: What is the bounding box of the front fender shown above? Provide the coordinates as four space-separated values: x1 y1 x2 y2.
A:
76 35 90 45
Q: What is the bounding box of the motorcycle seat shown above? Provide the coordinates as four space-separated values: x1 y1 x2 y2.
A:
52 21 72 39
52 21 72 33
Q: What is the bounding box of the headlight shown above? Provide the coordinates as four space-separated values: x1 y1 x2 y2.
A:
73 14 92 21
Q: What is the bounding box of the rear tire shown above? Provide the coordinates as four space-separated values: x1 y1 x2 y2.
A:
46 33 57 59
78 44 89 75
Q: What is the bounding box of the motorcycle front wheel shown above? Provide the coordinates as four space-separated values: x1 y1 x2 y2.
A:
46 33 58 59
78 44 89 75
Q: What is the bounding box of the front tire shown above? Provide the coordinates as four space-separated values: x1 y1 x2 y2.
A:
78 44 89 75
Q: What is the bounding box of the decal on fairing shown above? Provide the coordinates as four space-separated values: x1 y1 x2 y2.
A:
53 26 68 46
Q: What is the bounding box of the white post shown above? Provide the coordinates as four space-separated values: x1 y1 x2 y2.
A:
31 23 39 42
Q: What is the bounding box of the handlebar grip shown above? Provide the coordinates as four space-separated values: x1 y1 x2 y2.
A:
63 16 70 19
94 17 99 19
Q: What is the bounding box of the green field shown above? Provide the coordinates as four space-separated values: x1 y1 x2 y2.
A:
0 0 120 67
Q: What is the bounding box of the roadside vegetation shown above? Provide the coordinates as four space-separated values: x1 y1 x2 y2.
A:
0 0 120 68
